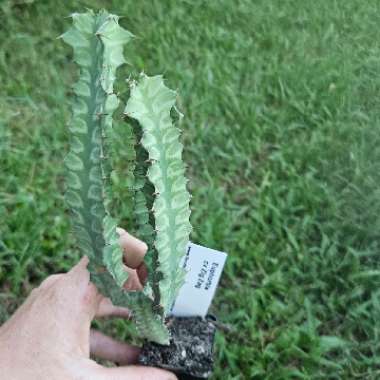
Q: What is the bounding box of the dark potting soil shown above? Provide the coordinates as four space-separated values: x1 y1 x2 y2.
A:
138 316 216 379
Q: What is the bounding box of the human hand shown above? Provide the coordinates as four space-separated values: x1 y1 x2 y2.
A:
0 228 176 380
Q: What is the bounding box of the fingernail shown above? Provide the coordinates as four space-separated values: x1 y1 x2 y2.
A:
116 227 126 236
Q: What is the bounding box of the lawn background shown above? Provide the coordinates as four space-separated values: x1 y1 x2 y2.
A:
1 0 380 378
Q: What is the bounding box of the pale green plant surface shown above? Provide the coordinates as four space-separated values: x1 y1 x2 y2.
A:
61 10 174 345
61 9 192 345
61 10 130 284
125 74 191 314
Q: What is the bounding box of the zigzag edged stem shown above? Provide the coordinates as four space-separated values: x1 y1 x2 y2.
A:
62 11 169 344
125 75 192 314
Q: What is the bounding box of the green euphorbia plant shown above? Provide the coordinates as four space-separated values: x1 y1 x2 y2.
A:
61 10 191 345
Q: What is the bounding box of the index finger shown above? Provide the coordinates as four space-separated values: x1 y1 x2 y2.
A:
117 227 148 269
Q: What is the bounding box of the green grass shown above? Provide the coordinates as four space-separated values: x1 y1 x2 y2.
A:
1 0 380 378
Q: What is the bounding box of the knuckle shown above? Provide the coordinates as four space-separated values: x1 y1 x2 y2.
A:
80 282 101 309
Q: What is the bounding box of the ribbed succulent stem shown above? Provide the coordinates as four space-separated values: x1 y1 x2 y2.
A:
125 75 192 314
62 10 170 344
62 11 192 345
130 119 163 311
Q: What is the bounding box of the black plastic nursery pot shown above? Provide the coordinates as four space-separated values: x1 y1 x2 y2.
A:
138 316 217 379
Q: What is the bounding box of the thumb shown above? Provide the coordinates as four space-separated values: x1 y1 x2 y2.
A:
96 365 177 380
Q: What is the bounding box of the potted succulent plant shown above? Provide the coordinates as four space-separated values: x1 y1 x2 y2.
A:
61 9 216 379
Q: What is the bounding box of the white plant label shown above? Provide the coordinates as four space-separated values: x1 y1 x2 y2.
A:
170 242 227 317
